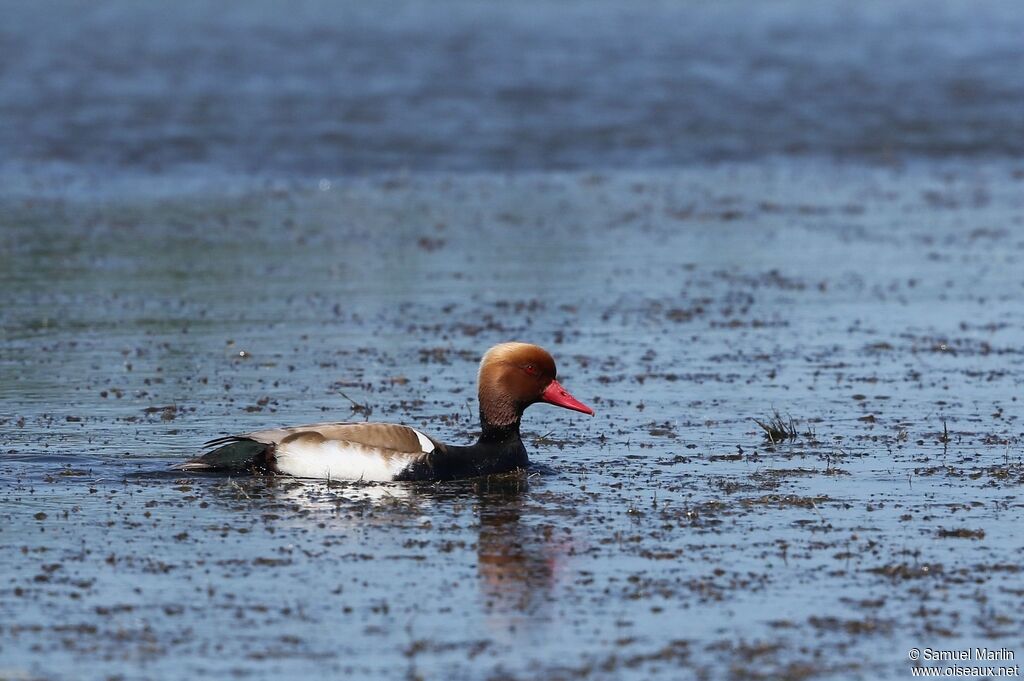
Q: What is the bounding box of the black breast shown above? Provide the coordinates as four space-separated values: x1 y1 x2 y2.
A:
394 441 529 481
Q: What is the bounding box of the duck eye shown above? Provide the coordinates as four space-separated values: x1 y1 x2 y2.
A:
523 364 538 376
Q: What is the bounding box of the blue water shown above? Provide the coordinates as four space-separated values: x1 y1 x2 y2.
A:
3 2 1024 680
1 0 1022 179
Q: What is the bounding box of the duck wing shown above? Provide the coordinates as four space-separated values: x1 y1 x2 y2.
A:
178 422 440 481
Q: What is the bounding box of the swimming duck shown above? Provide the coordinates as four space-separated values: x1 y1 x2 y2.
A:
176 342 593 481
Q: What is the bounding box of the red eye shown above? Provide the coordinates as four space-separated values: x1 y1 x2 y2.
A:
523 364 538 376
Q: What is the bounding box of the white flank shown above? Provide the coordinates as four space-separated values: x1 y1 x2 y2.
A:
274 440 413 482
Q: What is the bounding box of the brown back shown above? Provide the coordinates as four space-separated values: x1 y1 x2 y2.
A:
248 422 433 453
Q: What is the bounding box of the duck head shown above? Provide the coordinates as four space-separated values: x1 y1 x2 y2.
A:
477 342 594 428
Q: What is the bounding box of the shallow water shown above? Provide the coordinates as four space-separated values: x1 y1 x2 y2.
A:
3 160 1024 680
2 0 1023 178
4 0 1024 679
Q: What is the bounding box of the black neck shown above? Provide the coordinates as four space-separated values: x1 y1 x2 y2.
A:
477 410 523 446
394 408 529 481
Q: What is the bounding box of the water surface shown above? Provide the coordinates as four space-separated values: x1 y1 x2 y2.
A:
2 1 1024 679
4 162 1024 679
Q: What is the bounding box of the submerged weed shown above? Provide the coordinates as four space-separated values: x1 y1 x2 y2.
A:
754 410 799 444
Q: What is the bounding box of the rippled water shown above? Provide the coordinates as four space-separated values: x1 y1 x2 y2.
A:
2 0 1022 178
4 162 1024 679
3 1 1024 680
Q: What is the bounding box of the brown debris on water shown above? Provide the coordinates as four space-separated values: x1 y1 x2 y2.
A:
936 528 985 540
867 563 943 580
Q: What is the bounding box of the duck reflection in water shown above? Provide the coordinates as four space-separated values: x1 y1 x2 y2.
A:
471 474 570 618
189 470 571 620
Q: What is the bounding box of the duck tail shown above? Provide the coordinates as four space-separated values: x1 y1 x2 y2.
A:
172 438 274 473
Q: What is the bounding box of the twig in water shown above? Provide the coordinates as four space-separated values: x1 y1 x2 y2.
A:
338 390 372 421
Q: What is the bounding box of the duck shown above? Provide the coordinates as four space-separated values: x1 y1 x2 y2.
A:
176 342 593 481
